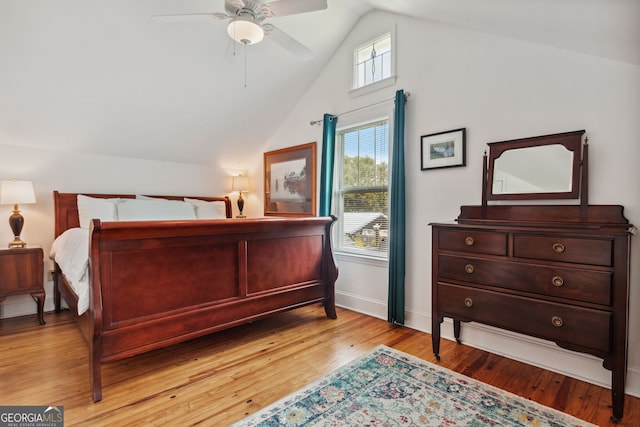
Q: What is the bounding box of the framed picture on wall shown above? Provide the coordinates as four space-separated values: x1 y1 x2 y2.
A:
264 142 316 216
420 128 466 170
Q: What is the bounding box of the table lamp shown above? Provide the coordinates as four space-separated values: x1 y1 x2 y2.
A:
231 175 249 218
0 179 36 248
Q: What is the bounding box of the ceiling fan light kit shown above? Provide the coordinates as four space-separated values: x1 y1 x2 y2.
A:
228 16 264 45
154 0 327 58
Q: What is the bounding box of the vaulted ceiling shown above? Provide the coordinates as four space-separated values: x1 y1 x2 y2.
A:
1 0 637 165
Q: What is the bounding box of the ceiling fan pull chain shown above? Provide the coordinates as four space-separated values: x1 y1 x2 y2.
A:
233 30 237 57
244 41 248 88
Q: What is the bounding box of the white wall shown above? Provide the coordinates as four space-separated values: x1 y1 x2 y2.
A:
0 144 262 318
266 10 640 396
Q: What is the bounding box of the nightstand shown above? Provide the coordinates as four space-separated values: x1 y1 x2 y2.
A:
0 247 45 324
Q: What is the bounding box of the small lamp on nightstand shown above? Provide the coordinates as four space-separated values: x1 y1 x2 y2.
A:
0 179 36 248
231 174 249 218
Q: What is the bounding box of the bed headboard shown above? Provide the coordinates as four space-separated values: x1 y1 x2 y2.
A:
53 191 232 237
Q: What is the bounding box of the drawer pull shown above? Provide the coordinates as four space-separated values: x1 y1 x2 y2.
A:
465 264 474 274
551 316 564 327
465 236 475 246
552 243 566 254
551 276 564 287
464 297 473 308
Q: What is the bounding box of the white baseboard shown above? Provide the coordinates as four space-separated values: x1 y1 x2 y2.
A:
335 290 387 320
0 281 58 320
336 290 640 398
0 295 55 320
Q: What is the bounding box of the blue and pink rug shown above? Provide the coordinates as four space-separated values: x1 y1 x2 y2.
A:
233 345 595 426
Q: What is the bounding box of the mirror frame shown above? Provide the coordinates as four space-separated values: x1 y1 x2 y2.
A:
485 130 586 201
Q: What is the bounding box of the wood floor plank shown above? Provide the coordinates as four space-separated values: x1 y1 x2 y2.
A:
0 306 637 426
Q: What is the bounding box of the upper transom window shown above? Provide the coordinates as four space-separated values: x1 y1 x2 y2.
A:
353 32 392 90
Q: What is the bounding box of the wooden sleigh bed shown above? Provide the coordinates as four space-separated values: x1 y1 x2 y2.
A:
52 191 338 402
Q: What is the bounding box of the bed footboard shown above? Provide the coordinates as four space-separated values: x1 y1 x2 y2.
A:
87 216 338 401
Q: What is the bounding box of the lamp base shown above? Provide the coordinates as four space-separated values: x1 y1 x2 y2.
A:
8 237 27 248
236 193 246 219
8 208 26 248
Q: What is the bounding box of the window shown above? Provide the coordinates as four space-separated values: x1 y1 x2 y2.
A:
334 119 390 258
353 32 393 90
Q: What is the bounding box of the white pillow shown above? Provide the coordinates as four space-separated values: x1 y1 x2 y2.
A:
184 198 227 219
117 198 196 221
77 195 118 228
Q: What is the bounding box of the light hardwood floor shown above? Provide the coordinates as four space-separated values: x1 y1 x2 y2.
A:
1 305 637 426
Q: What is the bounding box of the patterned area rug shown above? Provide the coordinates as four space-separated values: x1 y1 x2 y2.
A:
232 345 596 427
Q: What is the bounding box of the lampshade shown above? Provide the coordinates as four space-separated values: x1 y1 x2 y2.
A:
0 180 36 205
232 175 249 193
227 17 264 45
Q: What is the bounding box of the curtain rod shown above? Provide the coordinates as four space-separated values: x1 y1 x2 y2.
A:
309 91 410 126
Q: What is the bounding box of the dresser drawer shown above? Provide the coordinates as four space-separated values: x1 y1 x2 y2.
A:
437 283 611 353
438 254 612 305
438 229 507 256
513 234 612 266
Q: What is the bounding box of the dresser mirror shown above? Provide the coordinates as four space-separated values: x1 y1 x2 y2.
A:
485 130 585 201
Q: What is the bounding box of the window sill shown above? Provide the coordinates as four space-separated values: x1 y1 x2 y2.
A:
334 251 388 268
349 75 397 98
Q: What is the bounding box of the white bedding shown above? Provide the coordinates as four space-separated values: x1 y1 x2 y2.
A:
49 228 90 315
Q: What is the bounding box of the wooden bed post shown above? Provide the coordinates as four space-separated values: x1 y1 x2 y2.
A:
90 336 103 402
89 219 104 402
323 216 338 319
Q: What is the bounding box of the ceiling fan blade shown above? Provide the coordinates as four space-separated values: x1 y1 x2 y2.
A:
151 13 228 23
262 0 327 18
264 24 313 60
227 0 245 9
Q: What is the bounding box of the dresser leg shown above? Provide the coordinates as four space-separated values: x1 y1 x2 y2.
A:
432 317 442 361
611 364 625 422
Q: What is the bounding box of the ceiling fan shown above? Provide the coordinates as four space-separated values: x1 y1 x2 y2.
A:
153 0 328 60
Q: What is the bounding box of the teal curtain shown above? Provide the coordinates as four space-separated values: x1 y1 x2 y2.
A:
319 114 337 216
388 89 406 324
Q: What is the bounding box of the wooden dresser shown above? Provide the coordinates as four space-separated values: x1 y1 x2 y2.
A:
431 131 634 422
